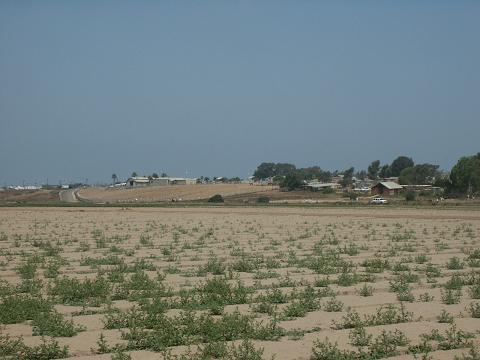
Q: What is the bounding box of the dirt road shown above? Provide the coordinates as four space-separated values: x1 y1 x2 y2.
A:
59 188 78 202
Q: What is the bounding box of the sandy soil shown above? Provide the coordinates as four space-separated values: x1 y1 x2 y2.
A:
0 206 479 359
0 189 60 204
78 184 276 203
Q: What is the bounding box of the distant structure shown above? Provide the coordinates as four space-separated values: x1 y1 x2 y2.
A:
303 181 341 191
370 181 403 196
126 176 197 187
126 177 150 187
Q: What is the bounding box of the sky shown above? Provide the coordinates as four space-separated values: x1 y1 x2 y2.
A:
1 1 479 185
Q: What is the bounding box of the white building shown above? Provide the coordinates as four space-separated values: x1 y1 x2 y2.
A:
126 176 197 187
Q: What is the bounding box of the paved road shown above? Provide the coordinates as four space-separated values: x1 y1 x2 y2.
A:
59 189 78 202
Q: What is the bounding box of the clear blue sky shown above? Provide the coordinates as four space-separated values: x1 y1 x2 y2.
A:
1 1 479 185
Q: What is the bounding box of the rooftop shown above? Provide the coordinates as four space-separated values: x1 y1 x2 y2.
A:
375 181 403 190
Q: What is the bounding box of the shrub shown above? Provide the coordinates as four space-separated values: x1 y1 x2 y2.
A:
415 254 429 264
197 257 226 276
468 302 480 318
311 339 357 360
256 196 270 204
419 292 434 302
349 326 372 347
454 347 480 360
208 194 224 203
362 258 390 273
470 284 480 299
367 303 413 326
337 272 360 287
111 348 132 360
368 330 409 358
358 283 374 297
396 289 415 302
323 297 344 312
197 341 228 359
405 191 416 202
17 260 37 280
283 301 308 318
0 295 52 324
445 274 464 290
120 309 284 351
438 324 474 350
49 276 111 306
225 339 266 360
0 333 25 357
23 337 69 359
447 257 464 270
0 334 69 359
441 289 462 305
438 309 454 323
32 310 85 337
257 288 288 304
44 259 61 278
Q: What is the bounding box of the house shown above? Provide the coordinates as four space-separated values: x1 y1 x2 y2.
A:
169 178 197 185
126 177 150 187
370 181 404 196
171 178 187 185
150 177 170 186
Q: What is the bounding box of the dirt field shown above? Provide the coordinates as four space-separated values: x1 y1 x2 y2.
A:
1 207 480 359
78 184 276 203
0 189 60 204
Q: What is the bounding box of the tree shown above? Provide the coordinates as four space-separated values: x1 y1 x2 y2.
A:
280 172 303 191
253 163 276 180
275 163 297 176
253 162 296 180
152 173 159 178
131 172 138 178
399 164 440 185
379 165 390 179
389 156 414 177
161 173 168 178
449 153 480 195
111 173 118 185
340 167 354 188
367 160 380 180
356 170 367 181
298 166 332 182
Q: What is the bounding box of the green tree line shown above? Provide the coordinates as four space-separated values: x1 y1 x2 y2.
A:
252 152 480 196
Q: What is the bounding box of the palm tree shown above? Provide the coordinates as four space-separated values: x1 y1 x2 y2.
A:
112 173 118 185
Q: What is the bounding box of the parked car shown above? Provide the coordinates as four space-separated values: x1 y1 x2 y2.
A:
370 197 388 204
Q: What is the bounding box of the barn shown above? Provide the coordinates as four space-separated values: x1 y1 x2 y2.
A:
371 181 404 196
